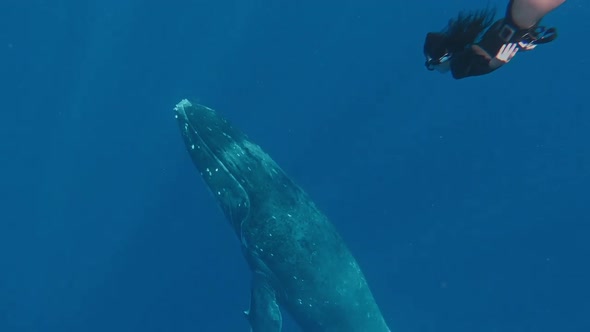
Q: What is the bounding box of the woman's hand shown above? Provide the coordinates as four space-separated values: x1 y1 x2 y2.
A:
489 43 519 69
495 43 519 62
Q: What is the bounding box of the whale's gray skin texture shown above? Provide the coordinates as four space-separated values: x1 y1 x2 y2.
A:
174 99 391 332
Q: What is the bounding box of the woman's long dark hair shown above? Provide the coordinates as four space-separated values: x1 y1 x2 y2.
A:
442 8 497 52
425 8 496 57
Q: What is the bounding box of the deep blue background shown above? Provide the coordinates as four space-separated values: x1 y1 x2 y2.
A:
1 0 588 331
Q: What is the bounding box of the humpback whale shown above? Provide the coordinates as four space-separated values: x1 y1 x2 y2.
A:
174 99 391 332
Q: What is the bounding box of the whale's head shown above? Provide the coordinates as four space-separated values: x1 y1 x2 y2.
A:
174 99 293 239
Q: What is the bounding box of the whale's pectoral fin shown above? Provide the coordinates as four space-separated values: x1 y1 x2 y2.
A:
243 271 282 332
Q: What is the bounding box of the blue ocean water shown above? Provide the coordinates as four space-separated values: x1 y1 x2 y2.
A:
1 0 588 331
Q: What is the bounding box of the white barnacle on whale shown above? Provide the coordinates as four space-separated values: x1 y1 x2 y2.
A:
205 168 213 177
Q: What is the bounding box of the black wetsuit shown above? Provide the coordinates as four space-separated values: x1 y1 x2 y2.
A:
450 0 545 80
450 48 496 79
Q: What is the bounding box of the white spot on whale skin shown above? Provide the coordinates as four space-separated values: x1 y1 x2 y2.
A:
174 114 178 119
191 144 195 150
217 191 221 195
204 167 213 176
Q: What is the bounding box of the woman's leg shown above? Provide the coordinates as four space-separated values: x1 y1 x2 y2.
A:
510 0 566 28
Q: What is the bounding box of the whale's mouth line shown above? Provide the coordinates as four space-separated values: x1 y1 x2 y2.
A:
180 107 252 248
